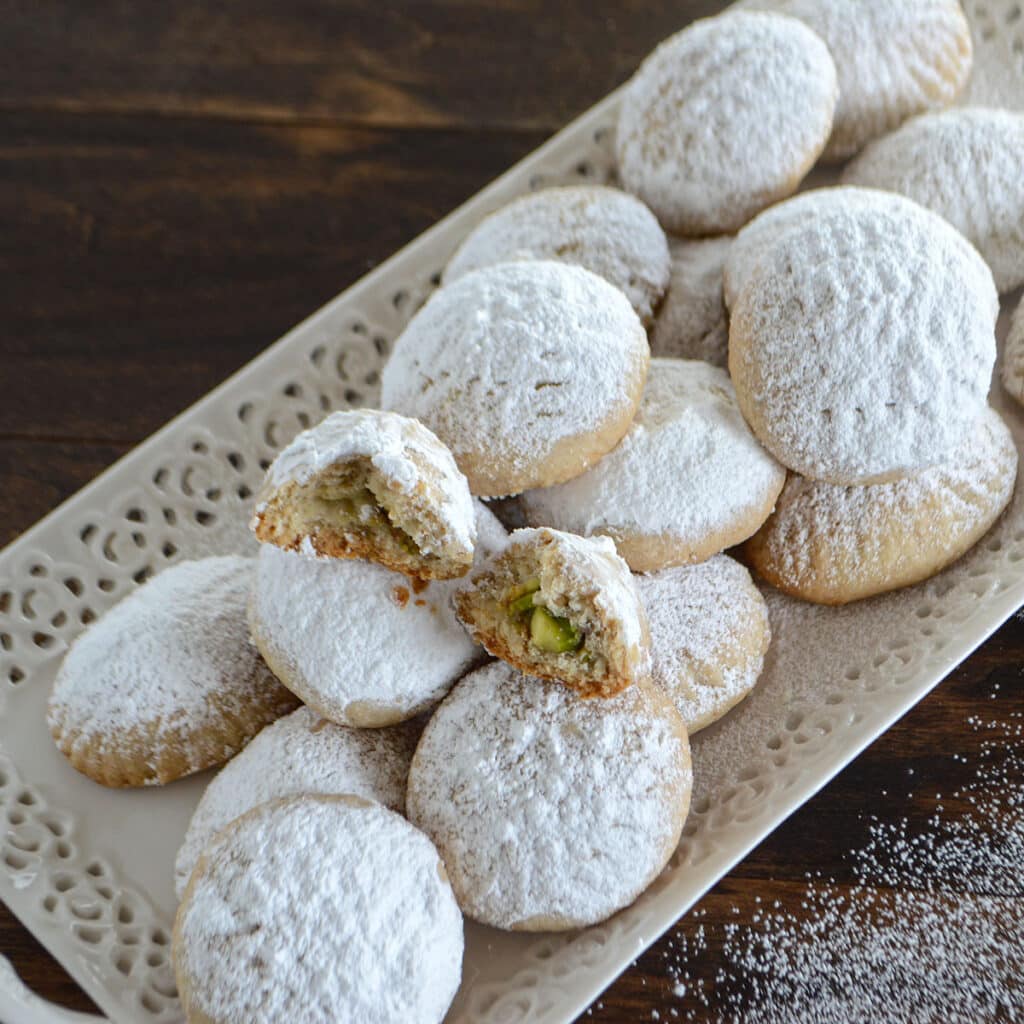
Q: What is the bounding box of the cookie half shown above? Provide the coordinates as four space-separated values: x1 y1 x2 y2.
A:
729 190 998 484
253 408 476 581
636 556 771 733
406 662 691 931
843 107 1024 294
520 359 786 572
173 795 463 1024
47 557 298 788
381 260 650 497
616 11 837 234
743 407 1017 604
454 527 650 698
444 185 671 325
174 706 421 898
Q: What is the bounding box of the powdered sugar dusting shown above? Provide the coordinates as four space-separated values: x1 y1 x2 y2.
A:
729 190 998 483
1001 295 1024 408
173 706 421 898
444 186 670 324
174 796 463 1024
843 107 1024 293
380 260 649 497
635 556 770 734
520 360 785 564
47 556 294 782
736 0 974 161
407 661 691 929
615 12 837 234
651 236 733 368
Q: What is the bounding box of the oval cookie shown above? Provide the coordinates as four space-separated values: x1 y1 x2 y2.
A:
729 190 998 484
444 185 670 325
381 260 649 497
616 11 837 234
743 407 1017 604
406 661 691 931
520 359 786 571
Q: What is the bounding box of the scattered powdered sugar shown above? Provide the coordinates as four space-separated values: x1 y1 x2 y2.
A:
653 687 1024 1022
47 556 295 784
723 186 888 310
444 185 671 325
634 556 770 734
735 0 974 161
407 661 691 929
615 12 837 234
729 190 998 484
960 0 1024 112
257 407 476 554
1001 295 1024 408
520 360 785 567
842 107 1024 293
380 259 649 497
174 795 463 1024
650 236 733 368
173 706 421 898
747 406 1018 601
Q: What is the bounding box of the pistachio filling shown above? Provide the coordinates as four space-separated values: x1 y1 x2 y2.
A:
504 579 584 655
314 478 421 557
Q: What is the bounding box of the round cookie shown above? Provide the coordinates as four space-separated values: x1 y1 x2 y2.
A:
173 795 463 1024
842 107 1024 294
520 359 786 572
1001 295 1024 409
635 556 771 734
252 408 477 581
47 557 298 788
615 12 838 235
728 190 998 485
381 260 650 497
650 236 733 367
444 185 671 325
174 706 421 898
736 0 973 161
406 661 691 931
723 186 885 311
249 504 505 728
743 407 1018 605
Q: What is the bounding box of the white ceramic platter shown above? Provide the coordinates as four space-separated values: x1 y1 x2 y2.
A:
1 2 1022 1021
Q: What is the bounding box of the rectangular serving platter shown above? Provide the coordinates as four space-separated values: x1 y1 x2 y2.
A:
2 48 1024 1024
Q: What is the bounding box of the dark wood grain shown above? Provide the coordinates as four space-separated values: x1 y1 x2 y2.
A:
0 2 1021 1021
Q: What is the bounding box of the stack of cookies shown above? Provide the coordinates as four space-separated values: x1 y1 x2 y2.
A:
44 1 1024 1021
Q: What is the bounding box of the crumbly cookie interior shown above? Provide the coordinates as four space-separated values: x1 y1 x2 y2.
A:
256 458 464 578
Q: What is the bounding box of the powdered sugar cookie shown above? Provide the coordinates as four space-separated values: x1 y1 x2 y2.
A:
520 360 786 572
444 185 671 325
381 260 649 497
454 527 650 698
173 706 421 898
723 186 884 310
406 661 691 931
743 407 1017 605
173 795 462 1024
250 504 505 727
616 12 837 234
252 408 476 581
48 557 298 788
636 556 771 733
650 236 733 367
1001 296 1024 409
729 190 998 485
736 0 973 160
842 107 1024 293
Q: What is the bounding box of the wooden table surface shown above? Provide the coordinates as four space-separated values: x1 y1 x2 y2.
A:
1 2 1021 1020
